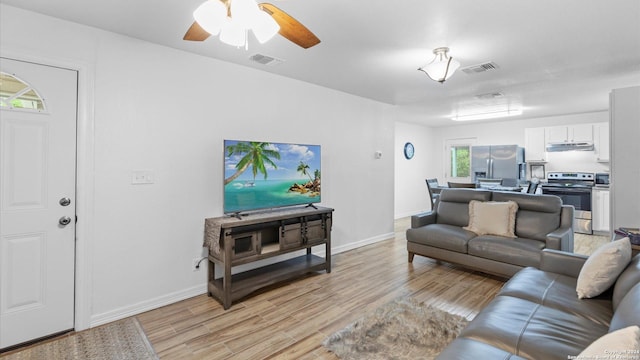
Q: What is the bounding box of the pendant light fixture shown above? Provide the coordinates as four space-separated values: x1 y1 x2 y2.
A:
418 47 461 83
192 0 280 48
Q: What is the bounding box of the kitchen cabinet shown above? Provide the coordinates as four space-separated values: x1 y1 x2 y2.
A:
524 127 547 162
545 124 593 143
592 187 610 233
593 122 609 162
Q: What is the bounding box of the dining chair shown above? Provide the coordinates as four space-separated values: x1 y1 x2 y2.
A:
447 182 478 189
527 182 539 194
425 178 439 207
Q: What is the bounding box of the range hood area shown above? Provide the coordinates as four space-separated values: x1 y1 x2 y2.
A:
545 141 595 152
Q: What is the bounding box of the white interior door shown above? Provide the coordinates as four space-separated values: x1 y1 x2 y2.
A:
0 58 77 349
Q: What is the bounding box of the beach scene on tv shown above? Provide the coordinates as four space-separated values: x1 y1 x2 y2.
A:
224 140 321 214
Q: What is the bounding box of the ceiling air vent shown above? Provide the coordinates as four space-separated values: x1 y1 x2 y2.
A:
461 62 499 74
474 92 504 100
249 54 285 66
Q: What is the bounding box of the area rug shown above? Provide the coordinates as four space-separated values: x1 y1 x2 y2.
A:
1 318 158 360
323 298 468 360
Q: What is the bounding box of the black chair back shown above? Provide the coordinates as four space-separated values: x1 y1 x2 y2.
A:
425 178 439 206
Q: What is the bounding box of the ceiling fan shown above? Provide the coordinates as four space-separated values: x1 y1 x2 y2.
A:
183 0 320 49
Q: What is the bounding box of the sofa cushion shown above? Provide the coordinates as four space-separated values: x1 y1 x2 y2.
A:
406 224 476 253
613 254 640 310
459 296 609 360
468 236 545 268
493 192 562 241
576 237 632 299
499 267 613 327
464 200 518 238
436 338 528 360
609 282 640 332
435 189 492 227
578 326 640 358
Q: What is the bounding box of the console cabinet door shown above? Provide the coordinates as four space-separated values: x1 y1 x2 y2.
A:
305 220 326 245
280 222 303 249
231 232 260 259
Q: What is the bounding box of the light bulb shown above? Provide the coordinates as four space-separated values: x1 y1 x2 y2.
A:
252 11 280 43
193 0 226 36
220 17 246 47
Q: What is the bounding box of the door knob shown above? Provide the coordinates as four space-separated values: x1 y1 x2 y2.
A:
59 197 71 206
59 216 72 226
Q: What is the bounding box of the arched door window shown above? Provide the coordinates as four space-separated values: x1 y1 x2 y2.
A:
0 72 46 111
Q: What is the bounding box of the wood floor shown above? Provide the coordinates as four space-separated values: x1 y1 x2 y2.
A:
136 218 506 359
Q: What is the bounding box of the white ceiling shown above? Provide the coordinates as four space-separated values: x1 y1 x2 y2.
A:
2 0 640 126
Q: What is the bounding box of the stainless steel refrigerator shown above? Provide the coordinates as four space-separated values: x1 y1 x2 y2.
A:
471 145 526 186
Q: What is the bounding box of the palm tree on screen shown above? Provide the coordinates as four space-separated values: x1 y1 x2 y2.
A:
297 161 312 181
224 142 280 185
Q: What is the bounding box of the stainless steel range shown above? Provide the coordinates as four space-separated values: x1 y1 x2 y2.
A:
541 172 594 234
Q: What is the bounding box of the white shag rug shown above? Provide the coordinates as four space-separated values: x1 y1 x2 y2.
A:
323 298 468 360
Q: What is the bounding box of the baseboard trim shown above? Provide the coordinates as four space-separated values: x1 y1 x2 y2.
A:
89 232 394 327
89 284 206 327
331 232 395 255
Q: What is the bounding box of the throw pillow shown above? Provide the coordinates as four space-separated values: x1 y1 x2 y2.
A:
463 200 518 238
576 237 632 299
577 325 640 358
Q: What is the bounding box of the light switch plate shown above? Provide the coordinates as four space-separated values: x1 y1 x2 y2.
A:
131 170 154 184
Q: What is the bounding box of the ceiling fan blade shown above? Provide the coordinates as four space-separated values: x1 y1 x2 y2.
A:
184 22 211 41
259 3 320 49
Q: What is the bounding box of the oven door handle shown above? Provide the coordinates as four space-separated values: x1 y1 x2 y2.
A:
542 187 592 194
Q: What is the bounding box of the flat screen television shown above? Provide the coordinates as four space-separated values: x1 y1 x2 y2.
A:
224 140 321 215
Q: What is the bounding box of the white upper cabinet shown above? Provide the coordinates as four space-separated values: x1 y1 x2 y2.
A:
524 127 547 162
545 124 593 143
593 122 610 162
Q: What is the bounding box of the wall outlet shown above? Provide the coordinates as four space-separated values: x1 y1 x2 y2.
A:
131 170 155 185
192 258 202 272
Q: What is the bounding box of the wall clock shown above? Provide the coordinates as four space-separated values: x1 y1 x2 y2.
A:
404 142 415 159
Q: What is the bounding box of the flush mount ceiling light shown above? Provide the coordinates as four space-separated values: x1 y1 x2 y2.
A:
451 108 523 121
184 0 320 49
418 47 461 83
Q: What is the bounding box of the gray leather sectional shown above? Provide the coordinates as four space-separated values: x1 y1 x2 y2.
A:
436 250 640 359
406 188 574 278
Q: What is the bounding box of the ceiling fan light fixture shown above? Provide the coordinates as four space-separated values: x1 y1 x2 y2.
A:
193 0 226 36
219 18 246 47
418 47 460 83
252 11 280 44
231 0 261 28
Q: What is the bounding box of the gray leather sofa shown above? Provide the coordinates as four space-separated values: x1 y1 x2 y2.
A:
437 250 640 359
407 189 574 278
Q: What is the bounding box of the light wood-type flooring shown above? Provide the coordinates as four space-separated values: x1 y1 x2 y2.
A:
135 218 506 359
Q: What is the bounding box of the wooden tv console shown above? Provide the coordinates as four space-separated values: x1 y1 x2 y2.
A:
204 206 333 309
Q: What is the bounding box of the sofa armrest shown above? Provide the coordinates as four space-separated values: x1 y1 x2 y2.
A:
545 226 574 252
545 205 575 252
540 249 588 278
410 211 437 228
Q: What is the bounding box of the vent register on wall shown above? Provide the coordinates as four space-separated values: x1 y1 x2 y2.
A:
224 140 321 216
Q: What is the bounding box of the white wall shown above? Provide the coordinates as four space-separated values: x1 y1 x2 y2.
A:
394 121 438 218
610 86 640 230
1 5 395 326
